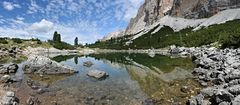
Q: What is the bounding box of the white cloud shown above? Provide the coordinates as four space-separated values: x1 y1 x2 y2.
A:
115 0 144 21
2 1 21 11
28 19 54 33
27 0 44 14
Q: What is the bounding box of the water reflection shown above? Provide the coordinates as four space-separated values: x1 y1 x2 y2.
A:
74 56 78 64
13 53 200 105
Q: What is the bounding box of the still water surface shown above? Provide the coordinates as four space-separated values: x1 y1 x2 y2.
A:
11 53 201 105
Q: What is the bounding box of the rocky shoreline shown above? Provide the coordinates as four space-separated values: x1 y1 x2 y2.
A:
169 46 240 104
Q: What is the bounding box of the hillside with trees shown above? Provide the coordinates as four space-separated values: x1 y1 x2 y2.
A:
88 19 240 49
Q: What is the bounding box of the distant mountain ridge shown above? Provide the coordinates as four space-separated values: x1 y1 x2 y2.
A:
101 0 240 41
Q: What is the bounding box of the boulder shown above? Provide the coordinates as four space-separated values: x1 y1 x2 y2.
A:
219 102 230 105
83 61 93 67
0 75 11 83
0 91 19 105
7 64 18 73
26 96 34 105
214 89 234 103
22 55 78 74
26 96 40 105
170 48 180 54
0 66 8 74
87 70 108 79
228 85 240 95
232 95 240 105
187 94 204 105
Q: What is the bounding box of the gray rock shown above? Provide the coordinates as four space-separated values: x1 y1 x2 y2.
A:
22 55 78 74
232 95 240 105
0 75 11 83
228 85 240 95
0 66 8 74
214 89 234 103
87 70 108 79
26 96 35 105
0 91 19 105
170 48 180 54
7 64 18 73
83 61 93 67
187 94 204 105
219 102 230 105
231 63 240 69
200 87 216 97
6 91 15 97
36 88 49 94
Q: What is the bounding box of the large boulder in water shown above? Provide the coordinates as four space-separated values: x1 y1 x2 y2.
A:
22 55 78 74
87 70 108 79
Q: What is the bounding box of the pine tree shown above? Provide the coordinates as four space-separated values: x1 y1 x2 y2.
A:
53 31 58 42
56 33 61 42
74 37 78 46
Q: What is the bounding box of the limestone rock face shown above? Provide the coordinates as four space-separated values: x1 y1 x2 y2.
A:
101 30 125 41
125 0 240 35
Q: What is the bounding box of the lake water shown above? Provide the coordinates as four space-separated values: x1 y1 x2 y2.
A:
8 53 201 105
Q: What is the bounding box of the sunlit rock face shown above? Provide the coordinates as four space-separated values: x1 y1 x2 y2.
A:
125 0 240 35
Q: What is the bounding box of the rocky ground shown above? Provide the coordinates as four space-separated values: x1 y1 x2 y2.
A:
0 47 23 57
170 45 240 105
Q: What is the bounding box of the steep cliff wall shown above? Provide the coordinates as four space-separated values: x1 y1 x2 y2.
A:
125 0 240 35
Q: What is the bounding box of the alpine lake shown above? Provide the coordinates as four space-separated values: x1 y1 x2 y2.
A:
2 53 202 105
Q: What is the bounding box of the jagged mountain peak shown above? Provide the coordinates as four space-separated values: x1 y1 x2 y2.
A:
125 0 240 35
100 0 240 41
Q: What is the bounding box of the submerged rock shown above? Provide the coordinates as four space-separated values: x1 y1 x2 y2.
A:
83 61 93 67
22 55 78 74
87 70 108 79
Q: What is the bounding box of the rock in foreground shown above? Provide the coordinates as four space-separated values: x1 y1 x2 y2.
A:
87 70 108 79
0 91 19 105
0 64 18 74
22 55 78 74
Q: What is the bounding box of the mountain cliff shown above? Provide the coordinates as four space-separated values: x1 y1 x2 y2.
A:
125 0 240 35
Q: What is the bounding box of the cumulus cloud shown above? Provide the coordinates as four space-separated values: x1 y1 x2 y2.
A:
28 19 54 33
0 0 145 43
2 1 21 11
27 0 44 14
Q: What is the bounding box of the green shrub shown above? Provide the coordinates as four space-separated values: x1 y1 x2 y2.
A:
0 38 8 44
89 19 240 49
12 38 22 43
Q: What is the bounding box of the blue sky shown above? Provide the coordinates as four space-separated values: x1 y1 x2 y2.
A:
0 0 144 44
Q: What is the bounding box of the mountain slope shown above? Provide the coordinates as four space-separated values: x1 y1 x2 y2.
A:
126 0 240 36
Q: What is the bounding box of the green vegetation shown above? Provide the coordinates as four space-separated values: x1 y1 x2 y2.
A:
88 19 240 49
12 38 23 43
0 37 51 48
0 38 8 44
53 31 61 43
0 55 27 64
87 35 132 49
